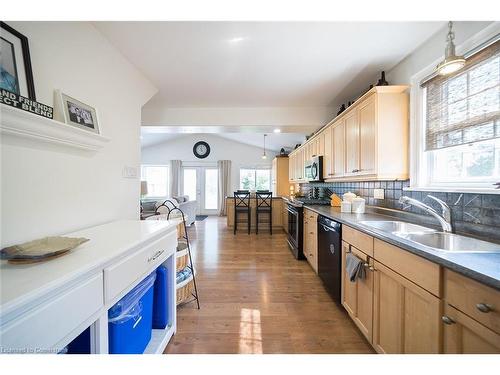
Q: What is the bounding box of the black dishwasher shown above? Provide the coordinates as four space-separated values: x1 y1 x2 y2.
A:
317 215 342 302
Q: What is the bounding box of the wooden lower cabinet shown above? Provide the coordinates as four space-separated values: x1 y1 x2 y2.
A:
372 260 441 353
341 241 374 342
303 209 318 273
443 304 500 354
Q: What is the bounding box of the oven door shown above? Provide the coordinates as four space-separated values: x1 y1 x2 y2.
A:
287 205 299 249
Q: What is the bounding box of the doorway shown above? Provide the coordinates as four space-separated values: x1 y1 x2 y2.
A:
182 166 219 215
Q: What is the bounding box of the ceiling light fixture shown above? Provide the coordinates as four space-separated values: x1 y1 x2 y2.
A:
436 21 466 76
273 128 281 133
228 37 245 43
262 134 267 160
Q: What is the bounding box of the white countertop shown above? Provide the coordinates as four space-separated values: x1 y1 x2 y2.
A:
0 220 178 316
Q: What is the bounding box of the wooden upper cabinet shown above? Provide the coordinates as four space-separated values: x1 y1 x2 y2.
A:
291 86 408 182
322 126 333 178
272 156 290 197
317 131 325 158
358 95 376 176
344 110 360 175
332 121 345 177
372 260 441 354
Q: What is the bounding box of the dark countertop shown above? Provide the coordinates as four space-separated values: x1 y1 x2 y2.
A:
304 204 500 291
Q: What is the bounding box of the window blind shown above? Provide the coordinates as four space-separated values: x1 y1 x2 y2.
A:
422 40 500 151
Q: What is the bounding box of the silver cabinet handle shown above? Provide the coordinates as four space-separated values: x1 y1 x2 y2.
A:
363 263 375 271
476 303 493 313
442 316 456 325
148 249 165 263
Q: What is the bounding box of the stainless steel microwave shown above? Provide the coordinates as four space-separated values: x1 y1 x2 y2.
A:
304 156 323 182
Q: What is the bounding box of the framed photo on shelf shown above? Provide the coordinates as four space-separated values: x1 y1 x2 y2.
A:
0 22 36 100
54 90 100 134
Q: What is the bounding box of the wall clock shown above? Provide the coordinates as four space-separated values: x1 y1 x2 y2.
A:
193 141 210 159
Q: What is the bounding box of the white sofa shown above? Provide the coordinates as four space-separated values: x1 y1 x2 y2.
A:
141 195 197 226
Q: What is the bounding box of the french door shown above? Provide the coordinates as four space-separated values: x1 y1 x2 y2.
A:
182 166 218 215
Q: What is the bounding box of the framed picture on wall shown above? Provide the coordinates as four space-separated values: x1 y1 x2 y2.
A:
0 22 36 99
54 90 100 134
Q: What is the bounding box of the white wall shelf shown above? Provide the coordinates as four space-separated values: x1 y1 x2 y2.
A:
0 104 110 152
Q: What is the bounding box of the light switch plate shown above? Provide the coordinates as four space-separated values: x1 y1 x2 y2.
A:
122 166 138 179
374 188 385 199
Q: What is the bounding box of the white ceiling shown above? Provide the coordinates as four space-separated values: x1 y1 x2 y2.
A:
141 130 306 151
95 21 445 108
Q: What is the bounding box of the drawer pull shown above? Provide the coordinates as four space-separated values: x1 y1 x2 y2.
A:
148 249 165 263
442 316 456 325
476 303 493 313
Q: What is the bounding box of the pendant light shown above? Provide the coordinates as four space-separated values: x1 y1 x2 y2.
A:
436 21 466 76
261 134 267 160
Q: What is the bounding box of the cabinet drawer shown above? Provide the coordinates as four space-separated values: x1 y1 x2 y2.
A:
444 270 500 334
104 230 176 303
343 226 373 257
1 273 103 352
443 304 500 353
374 239 441 297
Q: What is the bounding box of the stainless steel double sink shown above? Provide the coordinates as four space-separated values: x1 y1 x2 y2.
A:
358 220 500 253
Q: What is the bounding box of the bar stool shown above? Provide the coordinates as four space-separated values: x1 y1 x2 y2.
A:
256 191 272 235
234 191 251 235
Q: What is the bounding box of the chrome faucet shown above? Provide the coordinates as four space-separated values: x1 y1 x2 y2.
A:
399 195 454 233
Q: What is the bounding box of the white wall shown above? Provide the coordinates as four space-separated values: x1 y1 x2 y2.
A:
1 22 157 246
141 134 277 193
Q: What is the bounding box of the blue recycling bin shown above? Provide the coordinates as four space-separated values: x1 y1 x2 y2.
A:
153 265 170 329
108 272 156 354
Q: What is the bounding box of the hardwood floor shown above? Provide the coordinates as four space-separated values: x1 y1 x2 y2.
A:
165 217 374 354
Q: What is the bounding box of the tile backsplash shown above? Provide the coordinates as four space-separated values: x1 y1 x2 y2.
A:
302 180 500 243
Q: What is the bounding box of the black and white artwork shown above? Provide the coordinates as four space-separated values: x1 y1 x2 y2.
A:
0 22 36 99
67 101 94 128
55 90 100 134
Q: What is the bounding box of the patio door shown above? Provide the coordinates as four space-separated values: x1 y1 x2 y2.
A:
182 166 218 215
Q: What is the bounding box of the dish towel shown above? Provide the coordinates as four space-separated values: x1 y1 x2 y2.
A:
345 253 366 282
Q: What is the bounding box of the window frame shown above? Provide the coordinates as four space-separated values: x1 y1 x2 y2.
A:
408 24 500 194
239 167 272 191
140 164 170 199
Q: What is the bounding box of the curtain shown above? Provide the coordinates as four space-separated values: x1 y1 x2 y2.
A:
217 160 231 216
169 160 182 197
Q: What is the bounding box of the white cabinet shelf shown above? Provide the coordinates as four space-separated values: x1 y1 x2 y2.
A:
0 104 110 152
143 325 176 354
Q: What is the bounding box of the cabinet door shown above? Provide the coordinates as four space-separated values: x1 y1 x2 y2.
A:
341 241 374 342
332 122 345 177
443 304 500 354
303 216 309 260
345 110 360 175
322 126 333 178
358 95 376 175
317 131 325 157
373 260 441 353
271 158 277 194
289 154 294 181
304 211 318 273
298 149 305 180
